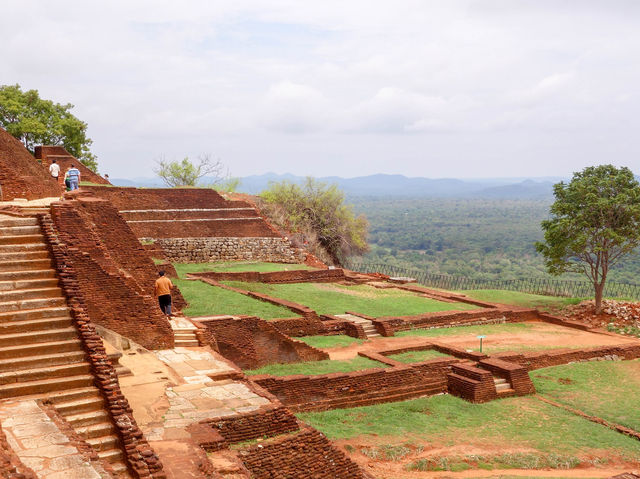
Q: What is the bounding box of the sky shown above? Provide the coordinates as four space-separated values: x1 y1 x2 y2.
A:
2 0 640 179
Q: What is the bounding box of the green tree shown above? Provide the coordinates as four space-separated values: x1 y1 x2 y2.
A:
260 178 369 265
0 84 98 171
536 165 640 313
154 154 226 187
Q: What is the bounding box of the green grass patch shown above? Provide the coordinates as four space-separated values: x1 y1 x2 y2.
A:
221 281 477 317
406 453 585 472
174 262 313 276
298 394 640 456
244 356 387 376
296 335 363 349
174 278 291 319
457 290 581 311
388 349 451 363
532 359 640 432
396 322 535 338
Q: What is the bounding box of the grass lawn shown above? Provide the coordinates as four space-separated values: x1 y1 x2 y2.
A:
457 290 581 311
221 281 477 317
174 262 313 276
244 356 387 376
298 394 640 458
174 278 291 319
297 335 364 349
532 359 640 432
387 349 452 363
396 322 536 338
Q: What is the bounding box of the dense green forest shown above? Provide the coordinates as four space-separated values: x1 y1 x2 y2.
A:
350 197 640 284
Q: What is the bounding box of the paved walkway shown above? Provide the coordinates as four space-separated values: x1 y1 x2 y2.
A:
0 400 108 479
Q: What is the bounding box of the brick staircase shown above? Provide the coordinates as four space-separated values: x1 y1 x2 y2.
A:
0 215 130 476
493 376 514 394
335 314 381 338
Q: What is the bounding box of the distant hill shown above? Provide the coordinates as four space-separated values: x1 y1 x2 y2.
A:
110 173 561 199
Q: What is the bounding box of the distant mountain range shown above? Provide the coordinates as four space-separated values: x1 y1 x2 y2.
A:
110 173 565 199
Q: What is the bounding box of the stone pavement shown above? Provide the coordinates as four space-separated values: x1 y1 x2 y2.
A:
0 400 108 479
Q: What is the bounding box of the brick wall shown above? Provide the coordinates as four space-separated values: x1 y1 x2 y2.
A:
34 146 110 185
478 358 536 396
240 427 370 479
201 406 299 446
191 269 343 284
447 363 497 403
498 344 640 370
0 127 61 200
157 237 303 263
131 218 280 239
198 316 328 369
39 213 166 478
0 423 37 479
253 359 456 412
82 185 232 210
49 197 175 349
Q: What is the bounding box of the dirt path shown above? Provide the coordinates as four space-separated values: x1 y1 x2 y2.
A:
327 321 640 360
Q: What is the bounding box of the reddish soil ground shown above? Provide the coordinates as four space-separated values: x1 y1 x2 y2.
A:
327 321 640 360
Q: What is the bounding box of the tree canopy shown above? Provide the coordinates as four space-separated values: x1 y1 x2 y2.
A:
260 178 369 265
154 154 228 188
535 165 640 313
0 84 97 172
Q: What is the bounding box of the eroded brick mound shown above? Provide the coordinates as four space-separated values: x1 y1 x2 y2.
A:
564 299 640 329
0 127 61 200
50 195 175 349
35 145 110 185
240 427 369 479
199 316 328 369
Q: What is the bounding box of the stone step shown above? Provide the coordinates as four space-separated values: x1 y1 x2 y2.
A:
110 462 129 475
56 396 104 416
0 327 77 347
366 333 381 338
0 226 41 236
0 296 66 313
0 287 62 302
0 374 94 398
0 361 91 386
0 278 59 292
66 409 110 428
0 218 38 228
494 378 508 385
0 243 48 253
0 350 86 372
0 338 82 359
0 250 49 262
0 234 45 245
175 341 199 347
0 305 70 322
0 258 52 272
496 382 511 391
74 421 116 440
0 316 73 335
86 435 119 452
46 386 102 405
98 448 124 464
0 269 57 282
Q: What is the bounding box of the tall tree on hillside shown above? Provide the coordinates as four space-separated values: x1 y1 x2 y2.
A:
0 84 98 171
260 177 369 265
536 165 640 313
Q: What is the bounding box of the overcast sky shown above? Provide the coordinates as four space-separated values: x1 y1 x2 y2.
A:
2 1 640 179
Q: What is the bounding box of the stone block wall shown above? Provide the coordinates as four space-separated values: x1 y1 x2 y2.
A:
158 237 304 263
198 316 328 369
49 197 175 349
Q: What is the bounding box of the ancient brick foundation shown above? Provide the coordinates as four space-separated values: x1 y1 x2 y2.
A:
0 127 61 201
240 427 370 479
48 197 175 349
39 213 166 478
157 237 304 263
191 269 348 285
198 316 328 369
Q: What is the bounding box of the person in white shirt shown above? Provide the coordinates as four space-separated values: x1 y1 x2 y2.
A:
49 159 60 180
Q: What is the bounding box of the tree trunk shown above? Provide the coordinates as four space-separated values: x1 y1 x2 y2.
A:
594 282 605 315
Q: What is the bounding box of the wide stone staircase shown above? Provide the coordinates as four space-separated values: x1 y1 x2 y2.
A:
0 215 130 476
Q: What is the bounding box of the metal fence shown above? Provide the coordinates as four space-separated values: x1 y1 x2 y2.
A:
345 261 640 300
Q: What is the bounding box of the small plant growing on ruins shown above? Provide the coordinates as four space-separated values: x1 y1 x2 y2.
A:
536 165 640 314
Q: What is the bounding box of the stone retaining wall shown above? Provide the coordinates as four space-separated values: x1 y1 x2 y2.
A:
157 237 304 263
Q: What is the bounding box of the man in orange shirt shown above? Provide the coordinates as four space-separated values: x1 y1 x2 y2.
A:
154 271 174 316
